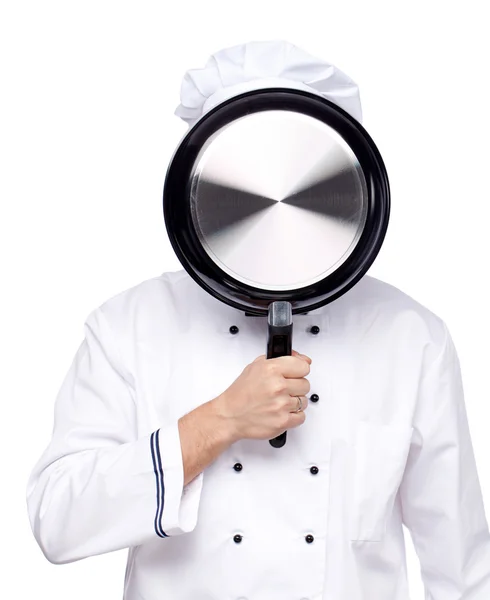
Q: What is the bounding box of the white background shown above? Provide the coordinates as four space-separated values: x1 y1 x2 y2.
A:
1 0 489 598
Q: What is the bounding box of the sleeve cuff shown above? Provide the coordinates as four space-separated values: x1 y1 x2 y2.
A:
150 421 204 538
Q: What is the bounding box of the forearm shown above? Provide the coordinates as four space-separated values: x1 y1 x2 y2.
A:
178 396 238 487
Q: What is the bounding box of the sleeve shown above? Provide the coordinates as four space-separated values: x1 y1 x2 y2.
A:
399 321 490 598
26 307 204 565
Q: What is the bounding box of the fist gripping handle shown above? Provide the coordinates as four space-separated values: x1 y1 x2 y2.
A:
267 301 293 448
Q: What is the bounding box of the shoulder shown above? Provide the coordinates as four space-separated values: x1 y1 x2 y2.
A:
344 274 439 314
86 269 202 329
330 275 448 361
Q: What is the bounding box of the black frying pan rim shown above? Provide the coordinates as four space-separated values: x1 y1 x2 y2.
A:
163 88 390 316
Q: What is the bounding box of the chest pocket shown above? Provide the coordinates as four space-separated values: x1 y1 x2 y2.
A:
348 420 414 542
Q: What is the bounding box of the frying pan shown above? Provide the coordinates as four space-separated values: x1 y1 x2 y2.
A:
163 88 390 448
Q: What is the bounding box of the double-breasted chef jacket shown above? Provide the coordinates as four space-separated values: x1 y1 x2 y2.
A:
26 269 490 599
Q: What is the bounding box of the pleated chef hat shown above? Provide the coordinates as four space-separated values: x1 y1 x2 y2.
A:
174 40 363 129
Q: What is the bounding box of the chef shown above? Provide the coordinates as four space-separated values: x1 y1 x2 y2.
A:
26 40 490 599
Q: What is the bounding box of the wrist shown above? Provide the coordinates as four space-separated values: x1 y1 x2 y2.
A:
208 393 241 445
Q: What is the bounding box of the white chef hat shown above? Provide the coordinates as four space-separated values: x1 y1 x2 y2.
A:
174 40 362 128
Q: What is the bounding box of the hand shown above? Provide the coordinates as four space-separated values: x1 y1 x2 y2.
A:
214 349 312 442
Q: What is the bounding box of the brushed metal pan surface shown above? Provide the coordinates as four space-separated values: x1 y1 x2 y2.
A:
189 110 368 291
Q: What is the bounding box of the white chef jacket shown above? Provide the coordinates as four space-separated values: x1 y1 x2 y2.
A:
26 269 490 600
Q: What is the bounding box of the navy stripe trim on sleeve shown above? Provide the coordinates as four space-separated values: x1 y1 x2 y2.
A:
150 429 169 538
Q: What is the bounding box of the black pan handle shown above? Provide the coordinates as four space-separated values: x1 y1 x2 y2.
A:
267 301 293 448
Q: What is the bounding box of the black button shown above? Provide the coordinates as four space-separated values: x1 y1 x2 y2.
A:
310 466 319 475
310 393 319 402
233 462 243 472
229 325 239 335
233 534 243 543
310 325 320 335
305 534 314 543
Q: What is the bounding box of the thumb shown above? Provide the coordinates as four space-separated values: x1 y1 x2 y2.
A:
292 349 312 364
252 353 266 362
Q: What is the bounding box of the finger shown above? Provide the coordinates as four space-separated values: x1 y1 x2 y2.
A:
272 355 311 377
286 408 307 429
256 351 311 365
285 378 311 397
288 394 309 412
